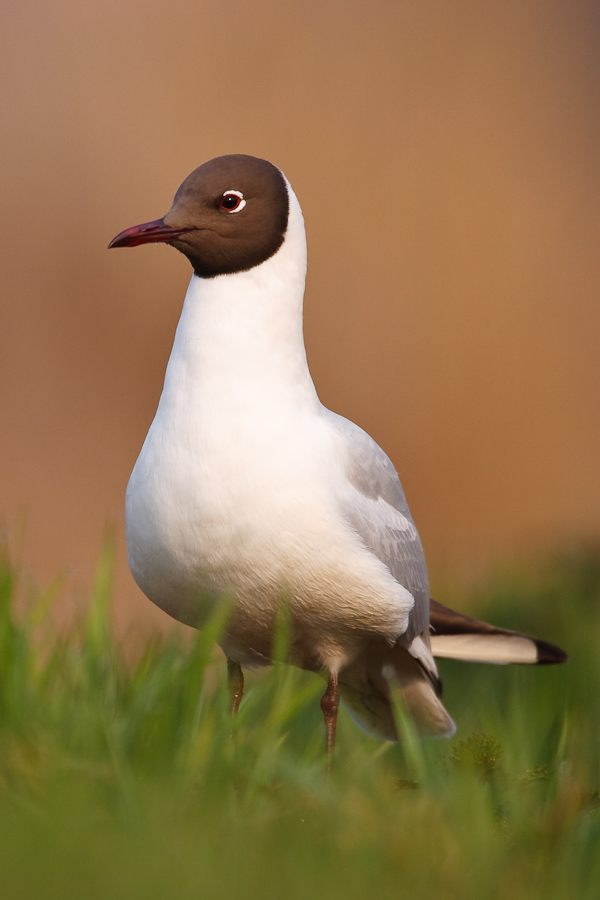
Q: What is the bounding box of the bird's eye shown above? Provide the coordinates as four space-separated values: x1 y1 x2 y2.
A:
220 190 246 213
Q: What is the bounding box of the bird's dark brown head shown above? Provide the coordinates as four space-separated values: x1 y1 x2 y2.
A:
108 154 289 278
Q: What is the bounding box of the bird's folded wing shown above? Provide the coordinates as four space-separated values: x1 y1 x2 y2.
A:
429 599 567 665
325 410 430 646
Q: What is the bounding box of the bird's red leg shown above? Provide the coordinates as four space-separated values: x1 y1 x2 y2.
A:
320 672 340 758
227 659 244 715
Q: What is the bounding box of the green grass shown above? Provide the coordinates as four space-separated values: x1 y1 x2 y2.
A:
0 541 599 899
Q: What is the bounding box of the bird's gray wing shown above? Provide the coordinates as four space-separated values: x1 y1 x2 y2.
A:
324 409 430 644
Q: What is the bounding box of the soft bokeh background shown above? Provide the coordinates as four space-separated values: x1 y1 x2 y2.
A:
2 0 599 630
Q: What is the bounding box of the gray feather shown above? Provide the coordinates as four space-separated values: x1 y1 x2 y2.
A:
325 410 430 644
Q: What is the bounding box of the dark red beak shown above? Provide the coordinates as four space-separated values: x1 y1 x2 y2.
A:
108 217 194 249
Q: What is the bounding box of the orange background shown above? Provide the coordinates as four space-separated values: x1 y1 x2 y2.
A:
2 1 599 630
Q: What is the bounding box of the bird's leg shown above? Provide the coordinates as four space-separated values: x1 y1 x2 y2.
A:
227 659 244 715
320 672 340 758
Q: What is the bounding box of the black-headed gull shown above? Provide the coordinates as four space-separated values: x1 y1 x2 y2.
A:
110 155 566 753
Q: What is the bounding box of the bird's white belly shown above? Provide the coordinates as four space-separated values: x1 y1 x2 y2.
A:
125 413 412 669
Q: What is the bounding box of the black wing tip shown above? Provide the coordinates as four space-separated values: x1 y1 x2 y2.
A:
533 638 568 665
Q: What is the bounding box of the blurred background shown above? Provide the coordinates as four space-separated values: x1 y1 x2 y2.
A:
1 0 599 632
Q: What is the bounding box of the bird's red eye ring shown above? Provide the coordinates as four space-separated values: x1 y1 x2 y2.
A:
220 190 246 213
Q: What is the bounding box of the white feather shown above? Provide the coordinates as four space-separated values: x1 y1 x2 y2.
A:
430 633 539 664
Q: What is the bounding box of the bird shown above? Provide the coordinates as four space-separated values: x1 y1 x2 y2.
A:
109 154 566 753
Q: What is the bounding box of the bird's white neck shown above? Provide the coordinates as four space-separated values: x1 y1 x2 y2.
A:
156 186 320 421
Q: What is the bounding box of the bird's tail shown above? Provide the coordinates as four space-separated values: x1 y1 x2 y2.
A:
338 638 456 742
429 599 568 665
